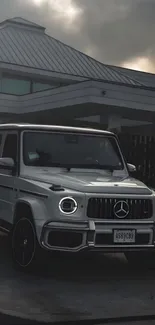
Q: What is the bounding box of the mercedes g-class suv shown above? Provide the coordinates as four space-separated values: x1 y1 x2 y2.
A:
0 124 154 270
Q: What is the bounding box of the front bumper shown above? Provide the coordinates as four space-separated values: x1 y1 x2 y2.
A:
40 220 155 253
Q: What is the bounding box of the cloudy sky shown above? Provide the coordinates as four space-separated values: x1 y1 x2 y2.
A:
1 0 155 72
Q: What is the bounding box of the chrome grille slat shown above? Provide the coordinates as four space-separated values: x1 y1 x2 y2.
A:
87 198 153 219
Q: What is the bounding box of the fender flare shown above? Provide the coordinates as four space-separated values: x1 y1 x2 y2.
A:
13 197 49 242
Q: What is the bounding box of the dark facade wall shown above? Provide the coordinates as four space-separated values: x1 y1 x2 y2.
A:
118 133 155 187
70 119 155 187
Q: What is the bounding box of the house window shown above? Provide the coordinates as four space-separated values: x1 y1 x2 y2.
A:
0 74 60 95
32 82 56 93
2 134 18 163
1 76 31 95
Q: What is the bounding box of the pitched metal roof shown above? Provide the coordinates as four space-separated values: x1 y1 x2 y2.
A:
0 17 141 86
110 65 155 88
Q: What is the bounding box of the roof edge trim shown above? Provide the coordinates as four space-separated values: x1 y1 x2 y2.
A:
0 18 45 31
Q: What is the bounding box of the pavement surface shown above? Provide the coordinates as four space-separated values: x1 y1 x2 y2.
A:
1 232 155 323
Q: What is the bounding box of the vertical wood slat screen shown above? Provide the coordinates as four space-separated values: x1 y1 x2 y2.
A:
119 134 155 188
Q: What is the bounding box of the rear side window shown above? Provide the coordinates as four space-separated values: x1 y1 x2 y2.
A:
0 134 2 146
0 134 3 157
2 134 18 163
0 134 2 150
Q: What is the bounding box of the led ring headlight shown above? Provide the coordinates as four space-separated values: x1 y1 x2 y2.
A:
59 197 77 214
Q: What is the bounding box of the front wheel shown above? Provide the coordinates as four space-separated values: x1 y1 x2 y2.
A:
11 217 40 271
124 251 155 268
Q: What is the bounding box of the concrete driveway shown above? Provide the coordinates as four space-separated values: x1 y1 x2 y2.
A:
1 232 155 323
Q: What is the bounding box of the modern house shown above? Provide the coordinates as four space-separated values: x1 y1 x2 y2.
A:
0 17 155 185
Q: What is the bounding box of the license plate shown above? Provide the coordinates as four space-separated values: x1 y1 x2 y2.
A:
113 230 135 243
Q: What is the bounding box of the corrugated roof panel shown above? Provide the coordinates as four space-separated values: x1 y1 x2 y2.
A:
12 28 47 68
0 32 11 62
2 28 36 67
0 28 23 65
8 28 38 67
0 17 143 86
2 28 30 66
52 39 94 76
23 32 52 70
32 34 63 73
95 61 136 84
110 66 155 87
43 35 78 74
75 51 104 79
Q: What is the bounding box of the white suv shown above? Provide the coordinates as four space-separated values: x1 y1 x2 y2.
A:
0 124 154 270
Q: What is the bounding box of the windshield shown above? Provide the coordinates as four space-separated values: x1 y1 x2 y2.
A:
23 131 124 170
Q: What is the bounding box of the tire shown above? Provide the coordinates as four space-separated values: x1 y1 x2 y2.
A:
124 251 155 268
11 217 41 271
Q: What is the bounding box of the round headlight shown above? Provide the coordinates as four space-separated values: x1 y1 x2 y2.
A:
59 197 77 214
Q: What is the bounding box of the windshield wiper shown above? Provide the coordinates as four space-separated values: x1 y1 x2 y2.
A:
49 163 122 172
74 164 122 171
31 161 122 172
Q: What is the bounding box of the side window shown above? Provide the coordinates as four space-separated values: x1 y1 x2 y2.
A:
0 134 3 155
2 134 18 163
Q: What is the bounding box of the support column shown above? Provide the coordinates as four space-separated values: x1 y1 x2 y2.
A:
99 115 108 130
107 115 122 134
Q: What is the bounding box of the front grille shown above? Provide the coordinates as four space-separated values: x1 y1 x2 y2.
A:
87 198 153 220
95 233 150 245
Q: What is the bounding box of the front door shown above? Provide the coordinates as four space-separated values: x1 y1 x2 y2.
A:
0 132 18 230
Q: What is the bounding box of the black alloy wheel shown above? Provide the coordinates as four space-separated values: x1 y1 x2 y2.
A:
12 217 37 269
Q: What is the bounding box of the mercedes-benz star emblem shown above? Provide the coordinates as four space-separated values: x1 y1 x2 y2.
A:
113 201 129 218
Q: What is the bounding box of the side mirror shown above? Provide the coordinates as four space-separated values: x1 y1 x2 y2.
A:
127 163 136 173
0 157 15 170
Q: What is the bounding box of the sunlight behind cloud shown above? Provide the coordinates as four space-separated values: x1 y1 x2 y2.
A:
30 0 82 24
123 56 155 73
32 0 43 5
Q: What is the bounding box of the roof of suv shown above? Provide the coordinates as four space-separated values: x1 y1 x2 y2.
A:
0 124 113 135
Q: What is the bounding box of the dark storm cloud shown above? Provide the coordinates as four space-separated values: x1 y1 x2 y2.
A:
0 0 155 68
72 0 155 65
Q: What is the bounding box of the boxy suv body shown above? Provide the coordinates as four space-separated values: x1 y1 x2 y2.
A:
0 124 154 269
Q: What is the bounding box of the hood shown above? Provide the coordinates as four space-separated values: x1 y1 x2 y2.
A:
22 168 152 195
